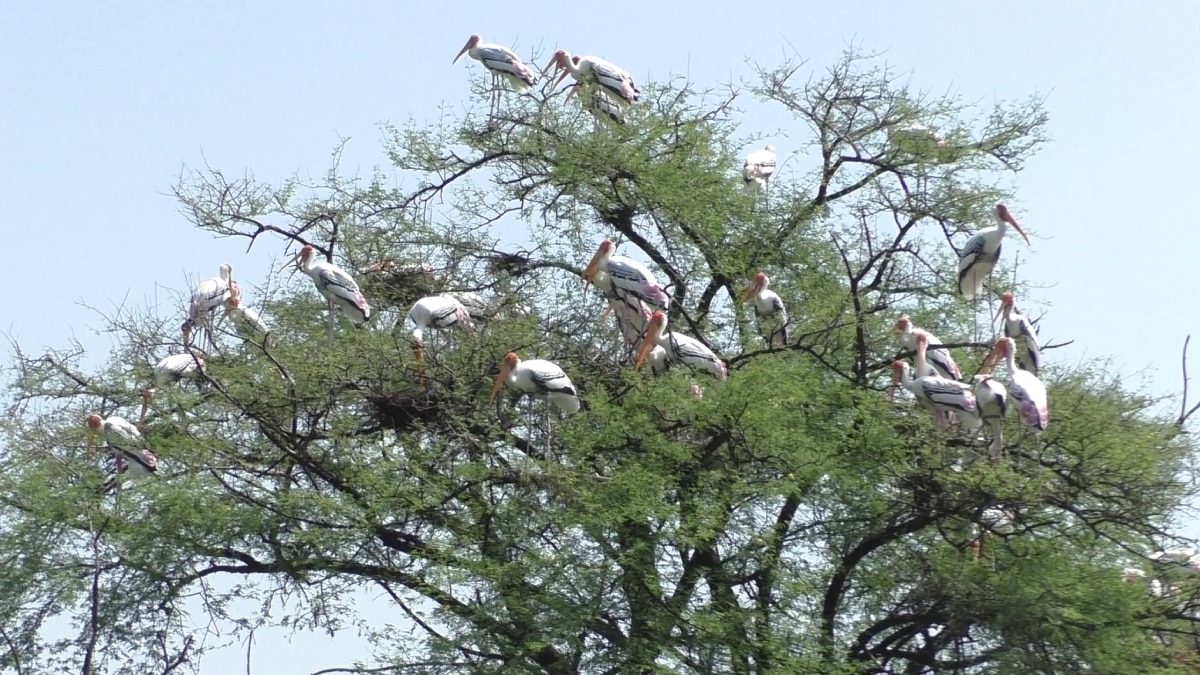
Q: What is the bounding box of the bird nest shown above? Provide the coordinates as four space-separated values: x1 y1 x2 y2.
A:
359 262 444 310
365 389 444 432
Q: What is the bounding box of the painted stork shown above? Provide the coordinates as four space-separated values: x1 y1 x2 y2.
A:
582 239 671 313
973 374 1009 460
453 34 539 116
606 296 652 347
1149 549 1200 575
742 272 789 347
223 281 272 345
969 506 1015 562
980 336 1047 434
490 352 580 442
543 50 640 108
408 295 475 385
957 204 1030 301
996 291 1041 376
140 350 206 426
187 263 233 350
742 144 777 192
286 244 371 341
86 413 158 492
894 316 961 380
635 310 727 380
889 334 979 430
567 80 625 128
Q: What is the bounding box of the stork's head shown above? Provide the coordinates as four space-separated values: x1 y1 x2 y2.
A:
582 239 616 285
85 414 102 432
635 311 669 370
994 204 1030 246
542 49 572 78
285 245 318 278
980 336 1016 374
893 316 913 334
993 291 1016 326
453 34 483 64
490 352 521 403
219 263 233 281
741 272 769 302
764 144 775 152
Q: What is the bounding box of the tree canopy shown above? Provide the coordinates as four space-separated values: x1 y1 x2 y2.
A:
2 45 1200 675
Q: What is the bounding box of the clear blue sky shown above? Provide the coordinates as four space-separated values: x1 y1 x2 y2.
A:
3 1 1198 672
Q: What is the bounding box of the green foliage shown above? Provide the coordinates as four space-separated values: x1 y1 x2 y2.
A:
1 46 1197 675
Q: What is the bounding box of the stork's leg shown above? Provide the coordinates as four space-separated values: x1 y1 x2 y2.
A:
326 299 336 346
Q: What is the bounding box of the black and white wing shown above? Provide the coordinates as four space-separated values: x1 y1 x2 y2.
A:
476 44 538 91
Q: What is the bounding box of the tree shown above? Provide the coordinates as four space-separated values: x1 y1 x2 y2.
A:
2 45 1199 674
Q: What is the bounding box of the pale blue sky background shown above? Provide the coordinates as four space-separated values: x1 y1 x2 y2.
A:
2 1 1197 672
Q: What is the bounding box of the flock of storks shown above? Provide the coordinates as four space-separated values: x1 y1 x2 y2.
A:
75 33 1192 594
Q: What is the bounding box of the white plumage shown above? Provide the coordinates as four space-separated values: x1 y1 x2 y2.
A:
742 144 777 190
288 245 371 325
568 81 625 126
894 316 961 381
545 50 640 107
85 413 158 485
490 352 580 415
153 353 205 388
957 204 1030 300
742 271 789 346
998 291 1041 376
973 374 1009 459
890 361 978 429
636 310 727 380
453 34 539 94
982 336 1048 433
187 263 233 348
224 281 271 342
408 295 474 347
583 239 671 312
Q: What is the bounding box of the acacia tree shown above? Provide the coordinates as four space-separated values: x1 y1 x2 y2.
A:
2 46 1200 674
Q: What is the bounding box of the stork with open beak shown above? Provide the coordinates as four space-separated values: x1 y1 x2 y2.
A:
742 272 789 347
543 50 640 108
995 291 1041 376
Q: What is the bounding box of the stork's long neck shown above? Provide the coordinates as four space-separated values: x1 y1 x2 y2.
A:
1004 346 1019 375
652 318 668 346
915 342 928 377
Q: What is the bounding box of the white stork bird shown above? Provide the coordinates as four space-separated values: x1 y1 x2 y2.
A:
957 204 1030 301
981 336 1047 434
138 333 207 422
1149 549 1200 575
582 239 671 314
742 144 777 192
996 291 1041 376
972 374 1009 460
969 506 1016 562
635 311 727 380
86 413 158 493
888 334 979 430
286 245 371 342
544 50 640 108
408 295 475 385
894 316 961 380
187 263 233 350
223 280 272 346
742 271 789 347
453 34 539 116
567 80 625 128
490 352 580 442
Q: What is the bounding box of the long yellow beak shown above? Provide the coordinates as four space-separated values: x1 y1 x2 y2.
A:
582 249 605 285
551 69 571 90
489 363 513 402
1003 213 1031 246
740 284 757 302
453 40 472 64
86 430 97 457
634 317 664 368
979 344 1004 375
888 370 901 401
540 57 559 77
